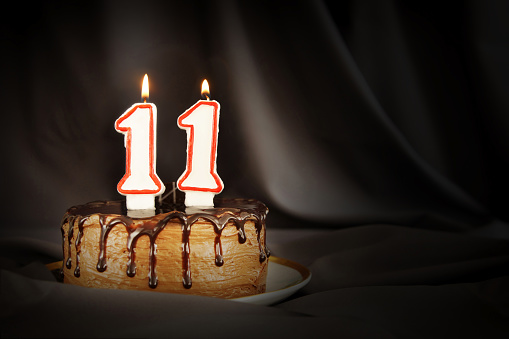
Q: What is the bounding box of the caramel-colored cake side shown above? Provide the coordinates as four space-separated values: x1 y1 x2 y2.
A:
61 198 269 299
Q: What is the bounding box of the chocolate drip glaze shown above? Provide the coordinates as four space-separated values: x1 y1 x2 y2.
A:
61 215 89 277
61 192 269 290
97 216 131 273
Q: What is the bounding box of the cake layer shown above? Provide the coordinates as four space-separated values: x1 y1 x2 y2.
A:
61 197 269 298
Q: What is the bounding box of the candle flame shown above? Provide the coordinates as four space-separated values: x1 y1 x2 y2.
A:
142 74 149 102
201 79 210 100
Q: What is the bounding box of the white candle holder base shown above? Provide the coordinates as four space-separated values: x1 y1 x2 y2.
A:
127 209 156 218
184 191 215 207
126 195 156 211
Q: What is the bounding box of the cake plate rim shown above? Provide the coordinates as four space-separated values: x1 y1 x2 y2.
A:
231 256 311 305
45 256 311 306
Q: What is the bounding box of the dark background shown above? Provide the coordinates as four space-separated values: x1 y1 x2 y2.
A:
1 1 509 337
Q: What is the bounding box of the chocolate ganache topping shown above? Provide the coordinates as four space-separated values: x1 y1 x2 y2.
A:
61 190 270 289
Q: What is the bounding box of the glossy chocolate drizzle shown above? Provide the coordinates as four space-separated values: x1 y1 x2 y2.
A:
61 191 269 289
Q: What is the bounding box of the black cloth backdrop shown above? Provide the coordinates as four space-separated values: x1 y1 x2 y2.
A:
2 0 509 338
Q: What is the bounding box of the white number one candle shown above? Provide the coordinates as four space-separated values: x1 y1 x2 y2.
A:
115 74 165 210
177 79 223 207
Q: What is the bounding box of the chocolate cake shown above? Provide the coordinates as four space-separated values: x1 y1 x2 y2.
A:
60 190 270 298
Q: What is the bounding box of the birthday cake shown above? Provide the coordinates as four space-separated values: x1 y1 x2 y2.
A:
60 190 270 298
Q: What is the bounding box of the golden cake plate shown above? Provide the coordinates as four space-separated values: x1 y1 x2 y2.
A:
46 256 311 306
